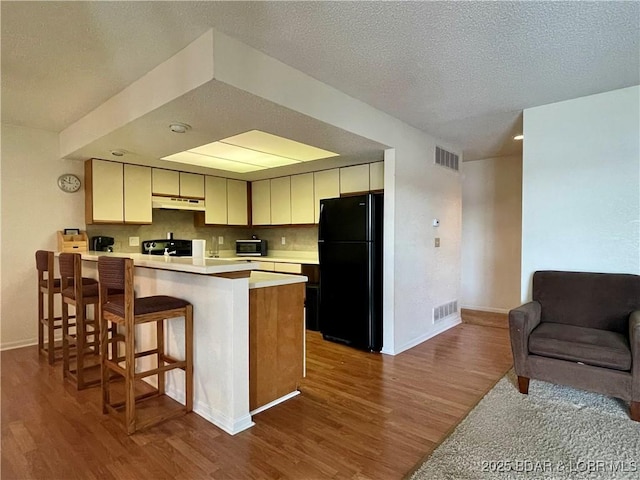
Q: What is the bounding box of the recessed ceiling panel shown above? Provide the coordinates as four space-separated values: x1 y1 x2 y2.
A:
190 141 302 167
162 151 266 173
222 130 340 161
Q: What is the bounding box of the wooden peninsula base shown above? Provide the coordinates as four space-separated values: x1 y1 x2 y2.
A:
249 281 305 412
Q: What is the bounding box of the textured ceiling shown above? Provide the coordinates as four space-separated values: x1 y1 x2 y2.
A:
2 1 639 160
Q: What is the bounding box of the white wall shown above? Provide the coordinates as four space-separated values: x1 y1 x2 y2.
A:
461 155 522 312
1 124 85 349
521 86 640 301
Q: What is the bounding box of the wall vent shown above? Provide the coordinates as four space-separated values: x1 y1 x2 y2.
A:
433 300 458 322
435 146 459 171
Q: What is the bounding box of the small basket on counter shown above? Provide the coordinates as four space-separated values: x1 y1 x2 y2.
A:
57 229 88 253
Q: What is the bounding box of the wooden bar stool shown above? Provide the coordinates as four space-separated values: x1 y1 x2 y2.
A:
59 252 101 389
98 256 193 435
36 250 67 364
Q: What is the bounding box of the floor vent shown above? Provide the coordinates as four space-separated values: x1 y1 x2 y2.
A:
434 300 458 322
435 146 459 171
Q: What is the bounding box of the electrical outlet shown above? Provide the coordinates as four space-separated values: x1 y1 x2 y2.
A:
218 236 224 245
129 236 140 247
435 237 440 247
281 236 286 245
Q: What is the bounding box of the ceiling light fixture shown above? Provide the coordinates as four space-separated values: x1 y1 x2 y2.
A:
513 134 524 141
110 149 126 157
169 122 191 134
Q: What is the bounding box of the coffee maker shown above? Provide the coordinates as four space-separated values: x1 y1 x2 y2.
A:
91 236 114 252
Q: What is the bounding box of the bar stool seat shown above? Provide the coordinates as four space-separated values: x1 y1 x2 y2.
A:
59 253 102 390
98 256 193 435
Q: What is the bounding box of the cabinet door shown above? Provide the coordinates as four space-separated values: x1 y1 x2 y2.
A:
270 177 291 225
180 172 205 198
369 161 384 190
251 179 271 225
205 176 227 224
152 169 179 196
273 263 302 274
87 159 123 223
227 179 248 226
340 164 370 194
256 261 275 271
313 168 340 223
290 173 314 224
124 164 152 223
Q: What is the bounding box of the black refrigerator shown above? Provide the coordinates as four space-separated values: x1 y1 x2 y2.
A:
318 193 383 352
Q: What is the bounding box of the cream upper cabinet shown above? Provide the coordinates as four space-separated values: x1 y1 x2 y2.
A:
123 164 152 224
369 161 384 190
251 179 271 225
290 173 314 224
85 159 124 224
313 168 340 223
270 177 291 225
227 179 248 225
340 164 370 194
180 172 205 198
152 169 179 196
205 176 227 224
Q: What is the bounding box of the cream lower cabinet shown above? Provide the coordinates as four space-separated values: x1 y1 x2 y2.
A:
227 179 248 225
270 177 291 225
124 164 152 223
291 173 314 224
313 168 340 223
85 159 124 224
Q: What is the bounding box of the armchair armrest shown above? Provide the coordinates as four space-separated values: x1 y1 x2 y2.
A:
509 301 542 376
630 310 640 398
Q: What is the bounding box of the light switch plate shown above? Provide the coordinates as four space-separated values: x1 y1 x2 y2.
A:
218 236 224 245
129 237 139 247
435 237 440 247
281 236 286 245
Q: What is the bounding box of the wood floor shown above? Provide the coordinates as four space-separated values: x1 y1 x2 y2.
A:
2 324 513 479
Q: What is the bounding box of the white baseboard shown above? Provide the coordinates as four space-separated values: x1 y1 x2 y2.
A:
461 305 510 314
165 385 255 435
0 338 38 351
392 315 462 356
250 391 300 416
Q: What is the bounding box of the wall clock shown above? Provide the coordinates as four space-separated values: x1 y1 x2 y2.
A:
57 173 81 193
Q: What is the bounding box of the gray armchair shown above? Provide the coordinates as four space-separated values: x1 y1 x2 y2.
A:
509 271 640 421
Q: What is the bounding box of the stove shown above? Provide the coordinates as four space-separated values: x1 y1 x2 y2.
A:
141 239 192 257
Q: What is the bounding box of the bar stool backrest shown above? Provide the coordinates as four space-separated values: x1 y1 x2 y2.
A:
97 257 127 291
35 250 53 275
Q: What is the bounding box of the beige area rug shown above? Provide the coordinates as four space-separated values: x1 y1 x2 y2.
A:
409 371 640 480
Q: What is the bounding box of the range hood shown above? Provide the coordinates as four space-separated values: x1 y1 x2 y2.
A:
151 196 205 211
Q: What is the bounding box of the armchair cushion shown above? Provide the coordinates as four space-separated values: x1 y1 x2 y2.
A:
529 322 631 371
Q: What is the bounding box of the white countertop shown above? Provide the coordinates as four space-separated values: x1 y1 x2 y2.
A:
249 271 308 289
81 251 259 275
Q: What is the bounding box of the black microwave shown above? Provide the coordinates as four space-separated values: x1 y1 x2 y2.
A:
236 239 268 256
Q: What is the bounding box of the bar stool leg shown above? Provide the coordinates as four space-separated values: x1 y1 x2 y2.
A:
157 319 165 395
125 317 136 435
76 305 86 389
185 304 193 413
100 309 110 415
38 287 45 360
47 288 55 365
62 301 70 378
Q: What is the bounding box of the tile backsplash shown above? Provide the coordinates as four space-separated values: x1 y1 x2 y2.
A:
86 210 318 253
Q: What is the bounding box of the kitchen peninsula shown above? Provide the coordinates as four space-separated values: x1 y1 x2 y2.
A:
80 252 307 435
